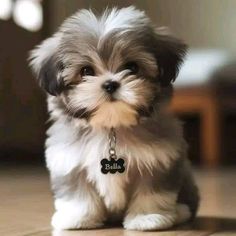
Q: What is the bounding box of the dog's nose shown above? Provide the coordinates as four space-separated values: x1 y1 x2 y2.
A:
102 80 120 94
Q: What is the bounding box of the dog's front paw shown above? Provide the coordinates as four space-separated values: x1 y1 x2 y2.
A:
51 211 104 230
123 213 176 231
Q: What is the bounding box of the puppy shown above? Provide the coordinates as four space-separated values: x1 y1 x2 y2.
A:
29 7 199 231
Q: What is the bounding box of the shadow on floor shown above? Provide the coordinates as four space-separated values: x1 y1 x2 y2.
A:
176 216 236 232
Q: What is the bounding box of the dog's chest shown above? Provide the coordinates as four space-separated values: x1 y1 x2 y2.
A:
83 134 131 211
47 122 158 211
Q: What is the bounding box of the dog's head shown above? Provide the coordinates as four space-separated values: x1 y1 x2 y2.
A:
29 7 186 128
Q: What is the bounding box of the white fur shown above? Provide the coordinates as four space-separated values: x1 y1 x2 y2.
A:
124 214 176 231
101 7 149 36
52 198 105 229
29 33 61 75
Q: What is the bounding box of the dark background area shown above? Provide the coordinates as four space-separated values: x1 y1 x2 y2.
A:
0 2 48 163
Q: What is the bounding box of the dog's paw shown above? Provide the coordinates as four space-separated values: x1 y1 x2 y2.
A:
51 211 104 230
123 213 176 231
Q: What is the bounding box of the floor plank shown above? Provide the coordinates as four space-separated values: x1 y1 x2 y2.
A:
1 166 236 236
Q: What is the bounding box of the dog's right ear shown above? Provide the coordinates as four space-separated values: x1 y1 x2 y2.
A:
29 34 65 96
153 28 187 87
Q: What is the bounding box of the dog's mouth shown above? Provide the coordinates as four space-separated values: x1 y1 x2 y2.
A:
106 93 117 102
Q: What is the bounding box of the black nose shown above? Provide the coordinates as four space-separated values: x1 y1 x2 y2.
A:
102 80 120 94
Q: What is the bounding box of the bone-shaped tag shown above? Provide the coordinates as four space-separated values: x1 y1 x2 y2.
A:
101 158 125 174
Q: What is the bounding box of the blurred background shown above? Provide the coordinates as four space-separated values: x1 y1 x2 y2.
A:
1 0 236 167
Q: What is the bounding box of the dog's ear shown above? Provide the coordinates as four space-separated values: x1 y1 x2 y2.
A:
153 29 187 87
29 34 65 96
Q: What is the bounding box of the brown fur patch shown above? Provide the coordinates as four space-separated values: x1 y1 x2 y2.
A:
90 101 138 128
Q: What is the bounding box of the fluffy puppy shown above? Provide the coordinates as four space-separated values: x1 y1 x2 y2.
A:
29 6 199 231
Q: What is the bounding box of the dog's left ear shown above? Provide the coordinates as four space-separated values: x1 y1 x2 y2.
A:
29 34 65 96
153 29 187 87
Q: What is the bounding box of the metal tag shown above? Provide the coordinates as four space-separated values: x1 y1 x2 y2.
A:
101 157 125 174
101 128 125 174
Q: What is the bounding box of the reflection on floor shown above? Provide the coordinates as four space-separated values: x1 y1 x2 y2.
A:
0 166 236 236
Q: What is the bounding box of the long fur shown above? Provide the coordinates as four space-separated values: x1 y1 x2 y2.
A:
29 6 199 231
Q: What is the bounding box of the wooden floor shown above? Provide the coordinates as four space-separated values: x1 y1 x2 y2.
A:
1 165 236 236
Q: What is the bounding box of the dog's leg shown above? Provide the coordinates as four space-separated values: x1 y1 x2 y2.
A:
50 172 106 230
123 186 181 231
123 160 194 232
123 159 195 231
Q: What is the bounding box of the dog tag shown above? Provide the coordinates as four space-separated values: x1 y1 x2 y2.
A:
101 128 125 174
101 157 125 174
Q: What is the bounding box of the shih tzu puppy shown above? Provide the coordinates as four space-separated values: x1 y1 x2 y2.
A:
29 6 199 231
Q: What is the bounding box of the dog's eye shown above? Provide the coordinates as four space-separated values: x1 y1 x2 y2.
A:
80 66 95 76
124 62 139 74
